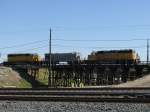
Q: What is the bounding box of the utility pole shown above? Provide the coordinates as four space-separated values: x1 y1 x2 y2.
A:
147 38 149 64
48 28 52 87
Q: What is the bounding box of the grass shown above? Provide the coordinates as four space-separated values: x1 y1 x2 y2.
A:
17 79 32 88
0 79 32 88
37 68 49 85
37 68 85 87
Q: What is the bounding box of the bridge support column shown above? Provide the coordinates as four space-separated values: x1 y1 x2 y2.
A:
128 67 136 81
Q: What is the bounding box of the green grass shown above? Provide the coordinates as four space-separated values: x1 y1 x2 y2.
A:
37 68 49 85
0 79 32 88
37 68 85 87
17 79 32 88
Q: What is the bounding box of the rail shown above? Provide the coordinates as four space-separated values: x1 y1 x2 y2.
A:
0 87 149 102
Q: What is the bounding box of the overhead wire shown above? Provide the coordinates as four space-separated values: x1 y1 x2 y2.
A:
53 44 146 49
14 44 146 53
53 38 147 42
0 39 48 50
15 45 48 53
0 38 148 50
0 38 147 53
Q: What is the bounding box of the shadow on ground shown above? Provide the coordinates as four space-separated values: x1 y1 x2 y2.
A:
12 67 48 88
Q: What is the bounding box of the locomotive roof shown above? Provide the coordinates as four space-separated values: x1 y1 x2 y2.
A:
45 52 80 55
8 53 38 56
96 49 135 54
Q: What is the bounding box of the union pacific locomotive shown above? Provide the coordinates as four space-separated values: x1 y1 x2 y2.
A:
7 53 41 64
6 49 140 65
88 49 140 64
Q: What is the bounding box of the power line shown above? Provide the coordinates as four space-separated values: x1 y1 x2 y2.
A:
0 38 147 50
53 44 146 49
53 38 147 42
14 45 48 53
0 39 48 50
6 44 146 53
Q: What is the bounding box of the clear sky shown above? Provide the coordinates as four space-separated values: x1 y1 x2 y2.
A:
0 0 150 61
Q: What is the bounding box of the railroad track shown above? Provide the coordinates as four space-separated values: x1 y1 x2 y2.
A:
0 87 150 102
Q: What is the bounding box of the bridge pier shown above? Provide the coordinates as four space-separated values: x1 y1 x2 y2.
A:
114 67 122 84
121 67 128 83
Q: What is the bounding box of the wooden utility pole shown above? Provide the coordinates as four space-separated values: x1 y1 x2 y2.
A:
48 28 52 87
147 38 149 64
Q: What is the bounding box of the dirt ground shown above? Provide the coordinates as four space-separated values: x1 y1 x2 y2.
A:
114 75 150 87
0 66 31 88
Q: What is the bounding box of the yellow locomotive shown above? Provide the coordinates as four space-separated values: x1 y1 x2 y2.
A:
88 49 139 64
8 53 41 63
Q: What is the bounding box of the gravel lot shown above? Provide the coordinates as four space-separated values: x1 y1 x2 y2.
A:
0 101 149 112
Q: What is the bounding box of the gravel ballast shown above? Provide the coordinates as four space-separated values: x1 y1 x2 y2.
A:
0 101 149 112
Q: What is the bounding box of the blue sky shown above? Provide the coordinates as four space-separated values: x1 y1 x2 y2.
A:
0 0 150 61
